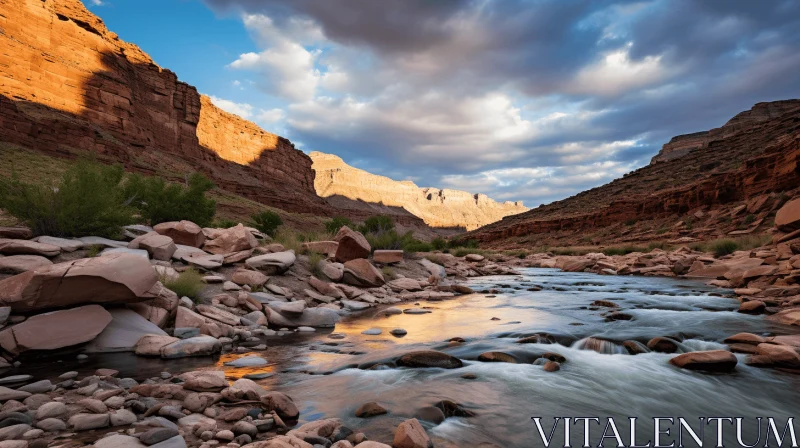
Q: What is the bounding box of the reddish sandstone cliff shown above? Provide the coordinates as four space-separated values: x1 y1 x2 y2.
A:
469 100 800 247
0 0 326 214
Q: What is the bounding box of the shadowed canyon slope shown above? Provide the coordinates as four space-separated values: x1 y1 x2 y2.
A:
0 0 325 214
311 152 528 230
469 100 800 248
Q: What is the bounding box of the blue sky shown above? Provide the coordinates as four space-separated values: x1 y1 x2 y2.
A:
86 0 800 208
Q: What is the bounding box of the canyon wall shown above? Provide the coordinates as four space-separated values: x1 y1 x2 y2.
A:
0 0 326 214
470 99 800 247
311 152 527 230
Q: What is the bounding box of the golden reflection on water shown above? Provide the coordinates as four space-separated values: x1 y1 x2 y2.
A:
216 352 276 382
333 294 545 343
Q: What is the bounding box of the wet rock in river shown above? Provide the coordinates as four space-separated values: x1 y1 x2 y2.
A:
397 351 463 369
261 391 300 420
670 350 738 373
415 406 445 424
623 340 650 355
477 351 518 363
393 418 432 448
647 337 681 353
355 402 388 418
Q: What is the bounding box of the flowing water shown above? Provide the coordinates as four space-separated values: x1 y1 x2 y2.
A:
19 268 800 447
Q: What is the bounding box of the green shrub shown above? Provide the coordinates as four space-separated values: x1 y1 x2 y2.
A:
324 216 353 235
123 172 216 227
212 218 238 229
711 239 739 257
449 238 479 249
744 214 756 225
382 266 395 280
163 268 204 300
431 237 447 251
249 210 282 237
359 215 394 234
0 159 136 238
85 244 104 258
403 240 433 252
454 247 483 257
307 252 324 278
602 246 647 256
367 229 416 251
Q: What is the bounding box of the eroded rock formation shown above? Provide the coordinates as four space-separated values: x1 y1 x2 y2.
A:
470 99 800 247
311 152 527 230
0 0 325 214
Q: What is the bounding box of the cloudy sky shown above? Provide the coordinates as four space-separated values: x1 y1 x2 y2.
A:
90 0 800 207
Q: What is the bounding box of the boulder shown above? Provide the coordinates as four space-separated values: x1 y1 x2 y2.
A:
0 228 32 240
342 259 385 287
135 335 180 356
465 254 485 262
175 306 207 329
418 259 446 280
127 302 169 327
182 252 223 269
35 236 83 252
301 241 338 256
232 270 268 287
393 418 432 448
85 308 168 353
373 250 403 264
0 255 52 274
321 262 344 281
265 306 340 328
747 343 800 369
180 371 227 392
203 224 257 255
100 247 150 259
334 227 371 263
138 234 177 261
69 413 110 430
387 278 423 292
669 350 738 372
766 308 800 326
0 253 158 312
245 251 296 275
160 336 222 359
775 198 800 231
738 300 766 314
397 351 463 369
196 305 240 326
154 221 205 248
77 236 128 248
260 392 299 420
309 277 345 299
0 305 112 354
0 239 60 257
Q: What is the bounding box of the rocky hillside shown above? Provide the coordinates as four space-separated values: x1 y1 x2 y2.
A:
0 0 326 215
469 99 800 248
311 152 527 230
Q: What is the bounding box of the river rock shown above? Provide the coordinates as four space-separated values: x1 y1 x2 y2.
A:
669 350 738 372
0 305 112 354
232 270 268 287
387 278 423 292
0 239 60 257
393 418 432 448
0 228 31 240
196 305 240 326
245 251 296 275
0 387 30 401
342 259 385 287
160 336 221 359
260 392 299 420
334 227 371 263
321 262 344 281
747 343 800 369
373 250 403 264
0 255 52 274
224 356 268 368
154 221 205 248
85 308 168 353
397 351 463 369
766 308 800 326
342 300 370 311
308 277 345 299
69 413 109 430
137 234 177 261
35 401 66 419
647 337 681 353
175 307 207 329
477 351 518 363
18 380 51 394
355 402 387 418
418 259 446 280
181 371 227 392
203 224 258 255
0 253 158 312
0 424 30 441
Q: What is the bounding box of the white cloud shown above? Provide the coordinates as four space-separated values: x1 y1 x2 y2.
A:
207 95 254 119
255 108 285 123
90 0 104 5
569 44 675 96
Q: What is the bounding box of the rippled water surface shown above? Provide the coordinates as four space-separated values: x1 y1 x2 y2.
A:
22 268 800 447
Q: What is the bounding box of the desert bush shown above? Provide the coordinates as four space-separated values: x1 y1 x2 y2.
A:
307 252 324 278
123 172 216 227
403 240 433 253
249 210 282 237
367 229 417 251
212 218 238 229
324 216 353 235
163 268 204 301
454 247 484 257
359 215 394 234
711 239 739 257
602 246 647 256
382 266 396 280
0 159 136 238
431 237 447 251
85 244 104 258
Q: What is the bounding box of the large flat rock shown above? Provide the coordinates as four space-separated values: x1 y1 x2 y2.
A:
0 305 112 354
85 308 168 353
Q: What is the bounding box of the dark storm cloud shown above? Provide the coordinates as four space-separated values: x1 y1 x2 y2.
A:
207 0 800 206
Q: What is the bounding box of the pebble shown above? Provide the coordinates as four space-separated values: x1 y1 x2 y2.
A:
361 328 382 335
0 376 32 385
390 328 408 336
58 371 78 380
223 356 268 368
76 354 88 360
